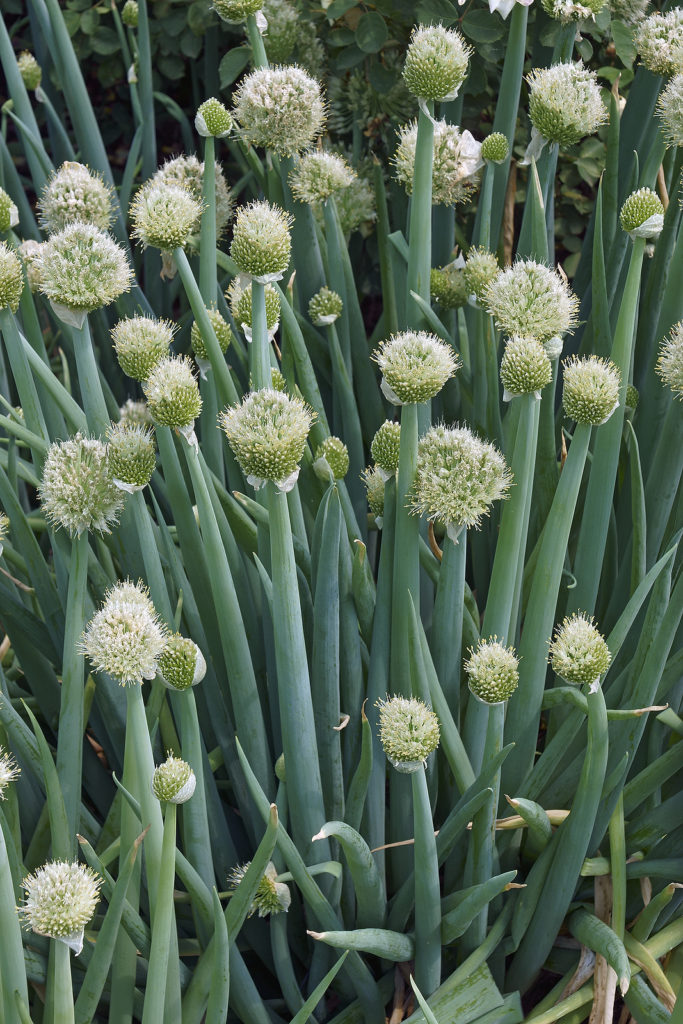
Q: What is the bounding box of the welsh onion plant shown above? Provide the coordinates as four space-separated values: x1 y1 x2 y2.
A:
0 0 682 1022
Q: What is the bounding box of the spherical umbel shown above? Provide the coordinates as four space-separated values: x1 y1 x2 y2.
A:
656 322 683 399
402 25 471 102
220 388 314 492
412 425 511 536
465 638 519 705
38 162 114 234
107 422 156 492
228 861 291 917
394 120 482 207
527 63 607 147
232 65 325 157
657 74 683 149
143 356 202 434
213 0 263 23
308 287 343 326
196 97 233 138
80 579 167 686
0 242 24 313
130 182 202 252
39 434 125 536
363 465 385 518
481 132 509 164
230 201 292 283
262 0 298 61
191 308 233 362
314 437 349 480
485 260 579 345
376 695 440 773
150 155 232 238
121 0 138 26
38 223 132 324
289 152 355 205
111 315 173 382
499 337 553 399
158 633 207 690
562 355 621 425
541 0 606 22
373 331 459 405
430 263 468 310
227 278 281 336
620 187 664 239
152 753 196 804
20 861 102 954
549 613 611 690
635 10 683 78
464 247 500 306
0 187 19 233
17 51 42 90
371 421 401 476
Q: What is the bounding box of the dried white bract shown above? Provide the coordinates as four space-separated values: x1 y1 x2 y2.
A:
80 580 167 686
232 65 325 156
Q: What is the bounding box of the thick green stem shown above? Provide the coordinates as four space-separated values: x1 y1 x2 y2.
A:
142 802 177 1024
406 105 434 328
71 318 110 437
53 939 75 1024
136 0 157 179
199 135 217 305
431 530 466 718
412 766 441 996
250 280 270 391
390 402 420 697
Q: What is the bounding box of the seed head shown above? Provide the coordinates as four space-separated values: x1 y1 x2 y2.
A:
0 188 19 233
38 162 114 234
402 25 471 102
481 132 509 163
81 580 167 685
196 97 233 138
464 247 500 306
38 223 132 322
262 0 298 61
191 308 233 361
314 436 349 480
143 356 202 432
527 63 607 147
232 65 325 157
0 242 24 313
562 355 621 425
121 0 138 26
500 337 553 399
17 51 42 90
394 120 481 206
130 182 202 253
309 286 343 326
656 322 683 398
112 315 173 381
363 466 385 518
220 388 314 491
213 0 263 23
0 747 19 799
486 260 579 344
541 0 606 22
17 240 44 292
230 201 292 282
374 331 459 405
620 187 664 238
376 696 440 772
289 151 355 206
158 633 207 690
150 155 232 237
658 74 683 148
413 425 511 535
20 862 101 953
119 398 154 430
635 10 683 77
107 422 156 491
549 613 611 689
227 277 281 334
371 421 401 476
328 175 376 236
152 753 196 804
465 638 519 704
609 0 649 28
431 262 468 310
40 434 124 536
228 861 291 917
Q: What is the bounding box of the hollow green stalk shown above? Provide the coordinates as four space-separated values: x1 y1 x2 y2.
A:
391 402 420 696
405 104 434 328
250 280 270 391
53 940 75 1024
142 801 177 1024
245 14 268 68
70 318 111 437
199 135 217 306
431 529 466 719
412 764 441 996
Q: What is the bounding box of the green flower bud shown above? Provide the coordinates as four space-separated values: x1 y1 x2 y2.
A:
17 51 42 91
463 247 500 306
232 65 325 157
657 74 683 149
362 465 385 518
274 753 286 782
625 383 639 410
656 321 683 399
121 0 138 26
20 861 101 954
39 434 124 536
220 388 314 491
620 187 664 238
191 308 233 362
131 182 202 254
371 421 401 476
227 277 281 334
0 187 19 232
0 747 20 799
376 695 440 772
262 0 298 60
481 132 509 163
289 152 355 205
158 633 207 691
38 162 114 234
562 355 621 425
635 10 683 78
143 356 202 438
271 368 287 392
549 613 611 689
500 337 553 399
486 259 579 344
196 97 233 138
111 315 173 381
374 331 459 405
152 753 196 804
0 242 24 313
213 0 263 23
314 436 349 480
230 201 292 282
527 63 607 147
107 422 156 491
308 286 343 326
81 579 167 685
465 638 519 704
402 25 471 102
413 425 511 537
430 263 468 310
228 861 291 917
